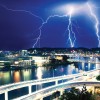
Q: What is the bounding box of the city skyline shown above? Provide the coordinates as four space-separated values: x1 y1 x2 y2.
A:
0 0 100 50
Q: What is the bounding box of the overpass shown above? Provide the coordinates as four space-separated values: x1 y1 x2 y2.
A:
54 53 100 57
14 81 100 100
68 59 100 64
0 69 100 100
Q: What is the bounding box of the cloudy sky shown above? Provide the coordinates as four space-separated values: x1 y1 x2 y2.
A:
0 0 100 50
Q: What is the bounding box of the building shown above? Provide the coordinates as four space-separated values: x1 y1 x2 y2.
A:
31 55 50 66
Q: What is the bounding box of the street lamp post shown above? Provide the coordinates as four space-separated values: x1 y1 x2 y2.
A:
53 68 54 77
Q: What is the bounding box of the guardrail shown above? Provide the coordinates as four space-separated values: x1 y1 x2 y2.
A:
13 81 100 100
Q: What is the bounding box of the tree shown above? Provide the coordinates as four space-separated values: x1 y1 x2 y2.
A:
50 91 60 100
62 56 69 62
96 75 100 81
57 85 95 100
4 62 11 68
79 84 93 100
57 87 80 100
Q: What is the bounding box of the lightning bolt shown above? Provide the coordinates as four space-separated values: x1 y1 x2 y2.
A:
36 14 77 48
0 3 100 48
0 4 44 48
67 12 76 47
0 4 77 48
33 14 69 48
87 3 100 47
0 4 44 22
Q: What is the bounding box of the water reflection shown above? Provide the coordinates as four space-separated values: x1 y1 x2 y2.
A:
75 68 79 73
67 64 76 74
82 62 85 70
13 71 20 82
0 61 97 86
22 70 31 81
88 63 90 70
0 71 10 85
36 67 43 80
96 58 100 69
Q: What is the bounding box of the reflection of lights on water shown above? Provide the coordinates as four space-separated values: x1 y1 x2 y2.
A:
67 64 75 74
36 67 43 90
37 67 43 80
88 63 90 70
24 70 30 76
1 72 10 84
94 66 96 69
75 68 79 73
96 58 99 69
3 72 10 78
10 70 13 76
82 62 84 70
22 70 31 81
60 68 64 72
0 72 3 77
13 71 20 82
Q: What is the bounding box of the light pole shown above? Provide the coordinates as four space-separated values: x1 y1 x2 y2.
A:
53 68 57 77
36 85 37 91
53 68 54 77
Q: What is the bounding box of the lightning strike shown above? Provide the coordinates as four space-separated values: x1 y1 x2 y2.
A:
64 6 76 47
67 8 76 47
35 12 77 48
0 2 100 48
36 5 77 48
33 14 69 48
71 22 76 47
67 12 74 47
87 3 100 47
1 4 76 48
0 4 44 22
0 4 44 48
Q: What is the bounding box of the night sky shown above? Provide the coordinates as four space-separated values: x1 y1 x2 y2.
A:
0 0 100 50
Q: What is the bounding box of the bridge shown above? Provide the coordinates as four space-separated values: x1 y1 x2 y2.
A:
68 59 100 64
54 53 100 57
14 81 100 100
54 53 100 64
0 68 100 100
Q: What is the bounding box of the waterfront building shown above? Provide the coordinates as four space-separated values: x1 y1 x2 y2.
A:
31 55 50 66
0 61 11 68
12 56 34 67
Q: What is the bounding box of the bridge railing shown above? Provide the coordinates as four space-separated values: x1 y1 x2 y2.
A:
0 73 82 94
13 81 100 100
